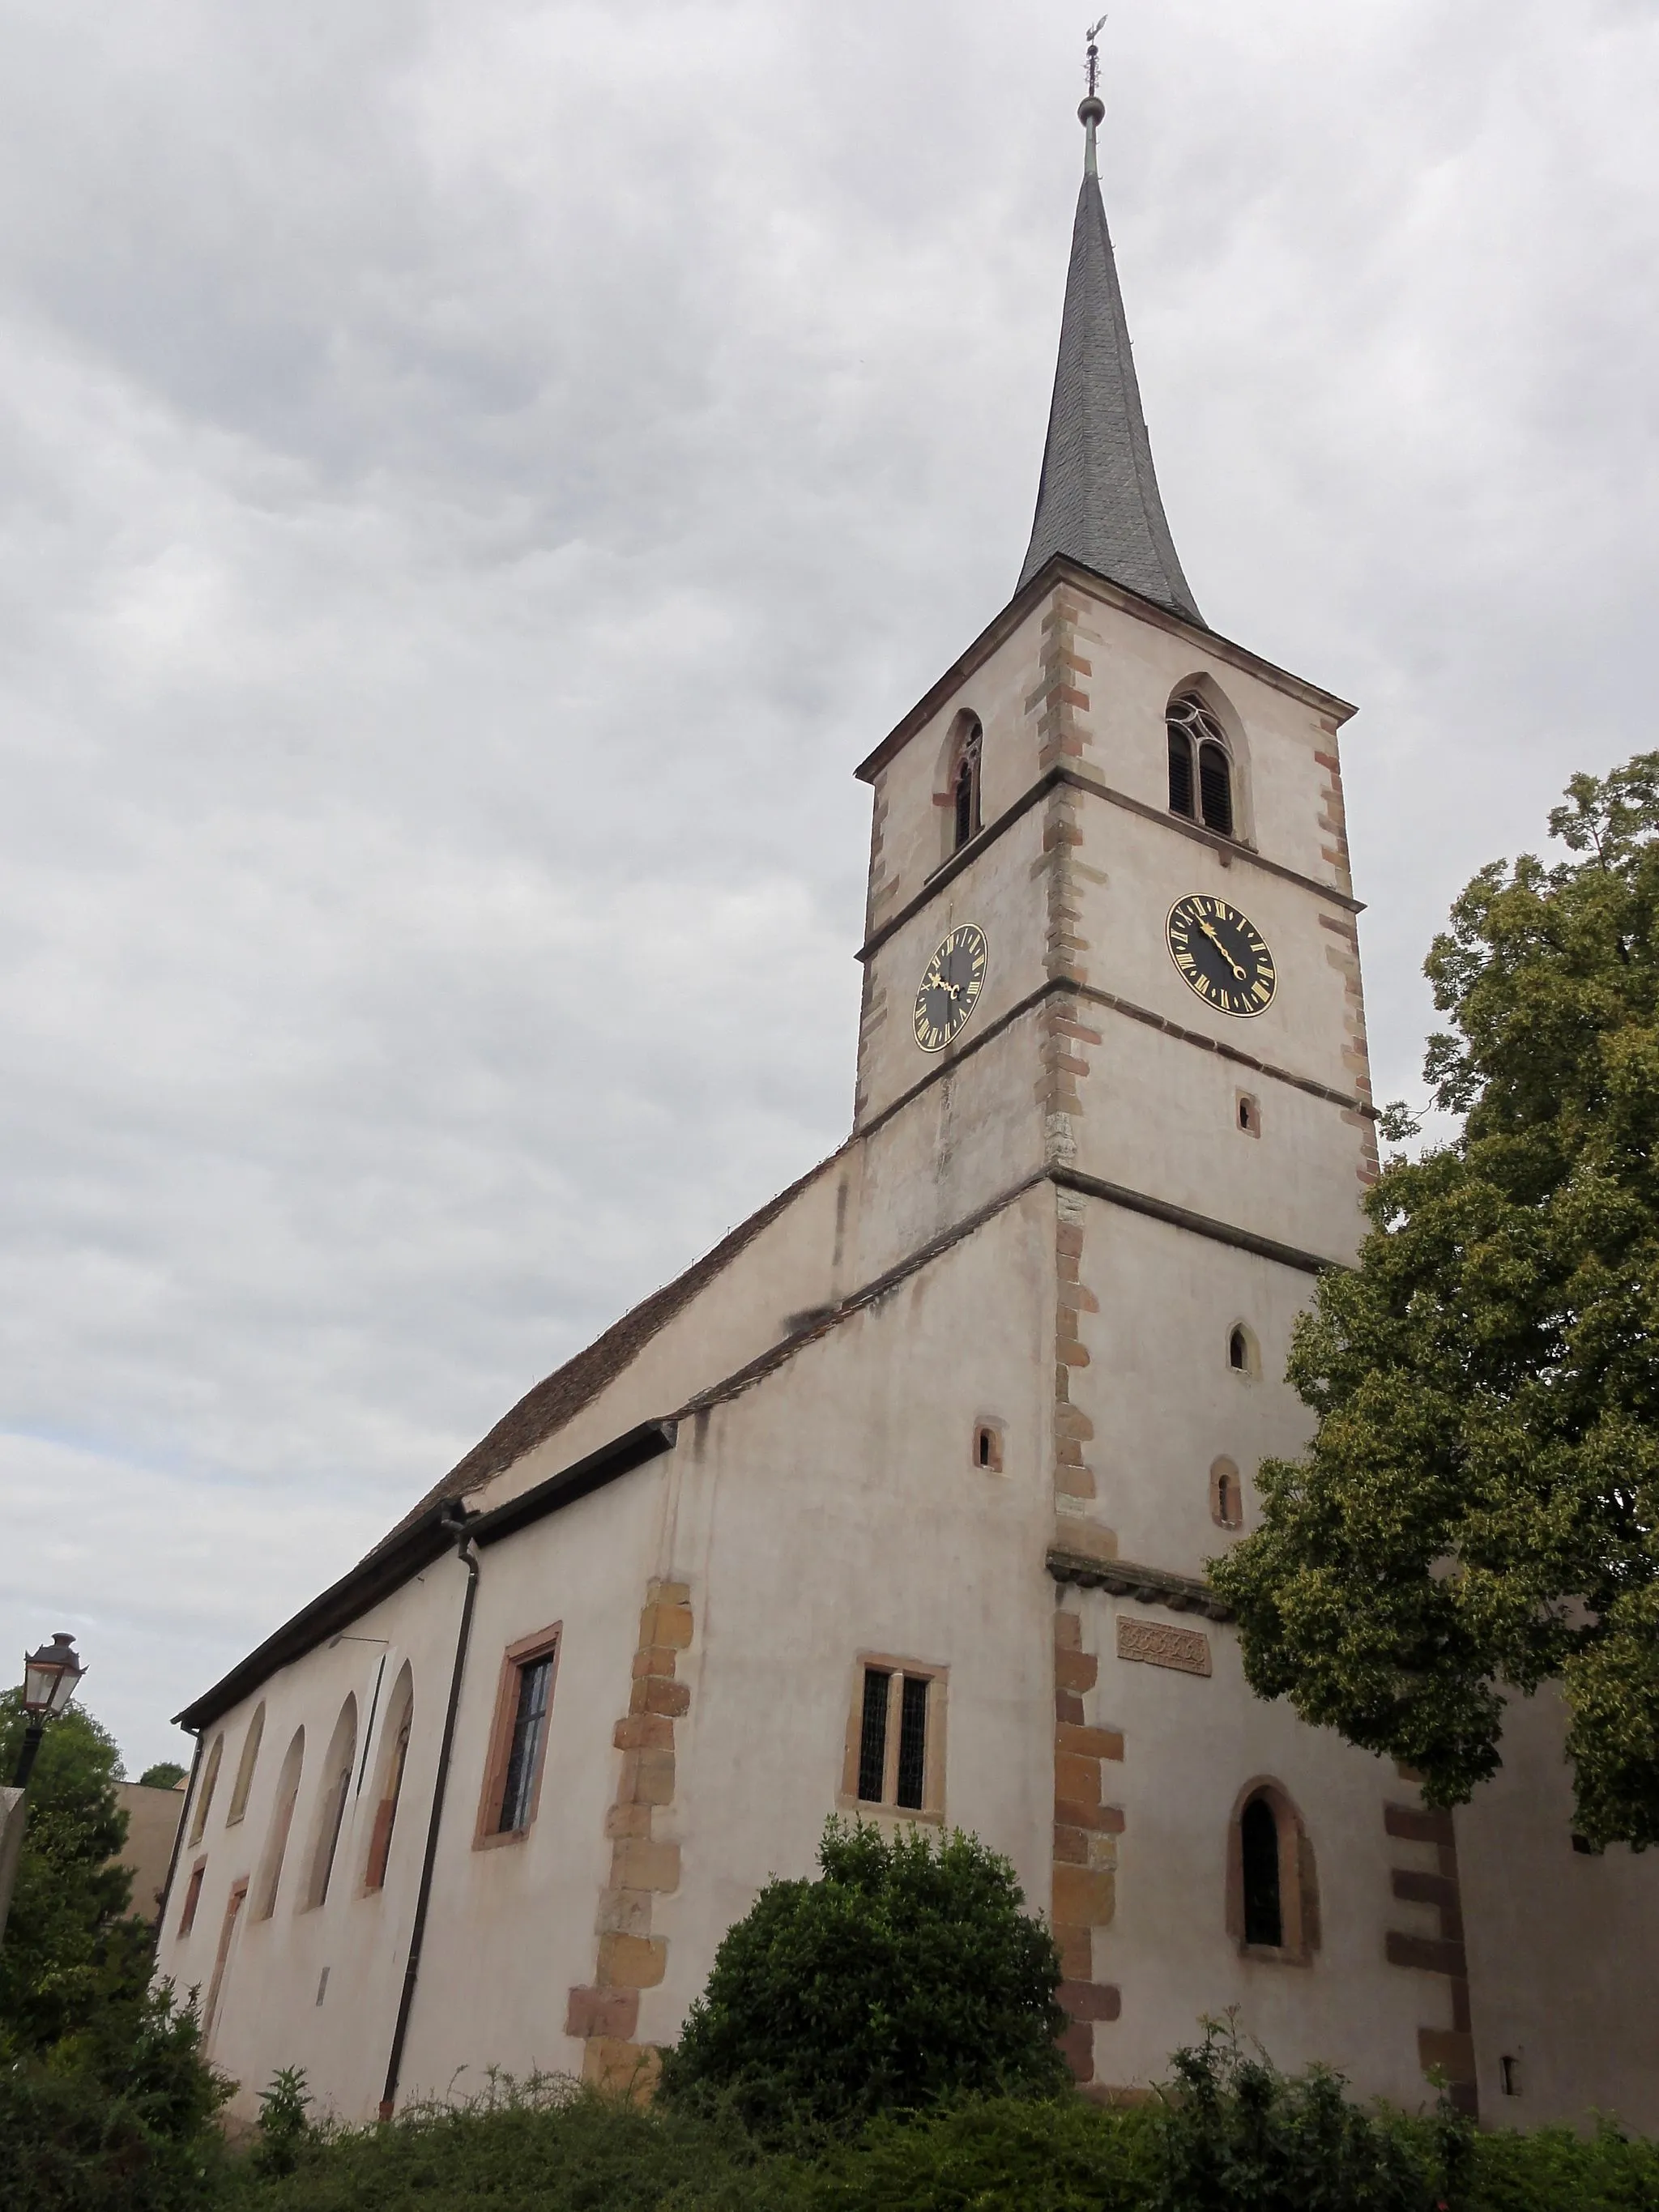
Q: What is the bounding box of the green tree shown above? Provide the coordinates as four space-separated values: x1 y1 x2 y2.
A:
0 1690 149 2050
138 1761 186 1791
659 1818 1071 2133
1212 756 1659 1847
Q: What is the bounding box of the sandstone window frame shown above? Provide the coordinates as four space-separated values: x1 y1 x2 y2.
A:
253 1728 305 1921
186 1732 224 1848
839 1653 948 1824
1225 1778 1320 1967
1227 1322 1259 1379
177 1855 207 1938
225 1701 265 1826
361 1662 414 1894
1235 1089 1261 1138
474 1622 562 1850
302 1694 358 1911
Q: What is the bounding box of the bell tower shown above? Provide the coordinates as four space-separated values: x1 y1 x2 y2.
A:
843 74 1376 1579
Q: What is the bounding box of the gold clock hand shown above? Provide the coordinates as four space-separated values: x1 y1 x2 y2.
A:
1196 916 1247 980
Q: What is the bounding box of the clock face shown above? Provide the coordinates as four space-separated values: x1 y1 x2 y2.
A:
913 924 988 1053
1166 895 1277 1017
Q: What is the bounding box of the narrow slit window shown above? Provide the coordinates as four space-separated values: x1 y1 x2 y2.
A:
895 1677 928 1809
1230 1327 1248 1371
1240 1796 1282 1946
497 1655 555 1834
857 1668 891 1803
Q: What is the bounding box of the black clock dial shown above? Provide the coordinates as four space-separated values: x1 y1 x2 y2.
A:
1166 895 1276 1017
913 924 988 1053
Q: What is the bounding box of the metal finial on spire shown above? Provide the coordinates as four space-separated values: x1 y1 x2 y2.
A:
1080 18 1107 174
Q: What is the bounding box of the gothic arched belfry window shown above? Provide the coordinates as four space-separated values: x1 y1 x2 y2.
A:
1166 693 1233 837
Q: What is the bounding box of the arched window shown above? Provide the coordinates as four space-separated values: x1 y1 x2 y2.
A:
187 1733 224 1847
1210 1455 1243 1530
1229 1325 1250 1373
1227 1780 1320 1961
1166 693 1234 836
254 1729 305 1920
363 1665 413 1893
1240 1796 1282 1946
305 1697 358 1910
951 718 983 853
226 1703 265 1826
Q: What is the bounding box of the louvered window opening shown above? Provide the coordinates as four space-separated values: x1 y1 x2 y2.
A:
498 1656 554 1833
1240 1796 1283 1946
1166 695 1233 837
856 1666 931 1810
953 722 983 853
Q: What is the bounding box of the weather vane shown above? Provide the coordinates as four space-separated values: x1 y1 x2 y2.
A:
1085 16 1107 101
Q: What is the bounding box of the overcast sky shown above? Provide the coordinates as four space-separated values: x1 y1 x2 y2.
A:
2 0 1655 1776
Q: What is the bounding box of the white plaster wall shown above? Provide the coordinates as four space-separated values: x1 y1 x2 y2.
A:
1071 1199 1320 1579
156 1557 477 2120
642 1185 1060 2046
1076 1588 1431 2103
395 1469 669 2105
1070 808 1366 1144
857 801 1050 1134
866 600 1051 923
864 578 1351 938
1456 1688 1659 2133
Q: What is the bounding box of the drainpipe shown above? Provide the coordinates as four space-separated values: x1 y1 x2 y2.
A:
379 1504 479 2121
153 1726 203 1943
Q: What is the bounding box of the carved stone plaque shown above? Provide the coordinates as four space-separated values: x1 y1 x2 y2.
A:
1116 1616 1212 1677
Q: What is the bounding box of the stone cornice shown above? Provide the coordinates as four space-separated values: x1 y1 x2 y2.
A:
1047 1548 1235 1622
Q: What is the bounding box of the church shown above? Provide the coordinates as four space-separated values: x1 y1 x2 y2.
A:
152 86 1659 2131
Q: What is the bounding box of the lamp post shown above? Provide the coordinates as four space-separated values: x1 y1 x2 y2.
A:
12 1633 87 1788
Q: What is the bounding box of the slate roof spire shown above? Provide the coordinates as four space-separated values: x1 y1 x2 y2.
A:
1017 68 1203 624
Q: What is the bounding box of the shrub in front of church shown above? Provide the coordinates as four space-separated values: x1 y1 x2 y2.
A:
0 1979 232 2212
656 1817 1071 2135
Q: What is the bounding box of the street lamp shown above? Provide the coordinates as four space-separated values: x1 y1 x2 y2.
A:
13 1634 86 1788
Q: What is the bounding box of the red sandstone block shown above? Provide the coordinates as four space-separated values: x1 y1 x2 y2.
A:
1056 1723 1124 1762
565 1985 640 2040
1059 1980 1121 2023
1054 1797 1124 1835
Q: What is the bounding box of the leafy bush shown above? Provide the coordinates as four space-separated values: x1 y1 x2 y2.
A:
0 1980 232 2212
1151 2020 1458 2210
219 2072 795 2211
657 1818 1070 2134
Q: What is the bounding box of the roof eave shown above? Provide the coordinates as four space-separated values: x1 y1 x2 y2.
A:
854 554 1356 787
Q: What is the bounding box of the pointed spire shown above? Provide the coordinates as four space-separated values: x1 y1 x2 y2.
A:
1017 63 1202 624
